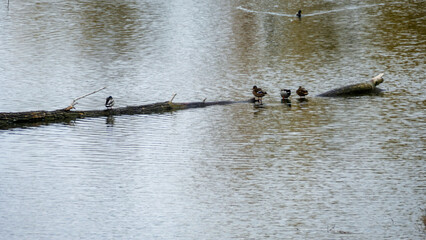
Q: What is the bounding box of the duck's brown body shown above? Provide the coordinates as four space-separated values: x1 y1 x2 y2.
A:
296 86 308 98
252 86 267 104
252 86 267 97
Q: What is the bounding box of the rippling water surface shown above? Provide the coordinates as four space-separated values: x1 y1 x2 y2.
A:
0 0 424 239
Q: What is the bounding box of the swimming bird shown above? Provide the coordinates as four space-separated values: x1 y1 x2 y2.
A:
280 89 291 99
296 10 302 18
252 86 267 104
296 86 308 98
105 96 115 109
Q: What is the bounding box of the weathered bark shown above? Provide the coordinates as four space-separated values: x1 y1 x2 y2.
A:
0 100 250 129
317 73 384 97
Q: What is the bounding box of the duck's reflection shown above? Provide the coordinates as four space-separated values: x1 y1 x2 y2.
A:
281 98 292 107
106 115 115 126
297 98 308 103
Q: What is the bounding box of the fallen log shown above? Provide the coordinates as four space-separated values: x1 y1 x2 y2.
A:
317 73 384 97
0 100 250 129
0 73 386 129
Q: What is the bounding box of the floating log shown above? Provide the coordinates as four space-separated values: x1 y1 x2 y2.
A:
317 73 384 97
0 100 250 129
0 73 386 129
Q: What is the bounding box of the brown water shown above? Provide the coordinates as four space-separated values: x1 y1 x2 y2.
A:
0 0 425 239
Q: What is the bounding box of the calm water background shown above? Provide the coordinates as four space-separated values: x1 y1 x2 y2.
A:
0 0 425 239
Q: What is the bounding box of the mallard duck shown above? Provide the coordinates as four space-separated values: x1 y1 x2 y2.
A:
280 89 291 99
296 86 308 98
252 86 267 104
105 96 115 109
296 10 302 18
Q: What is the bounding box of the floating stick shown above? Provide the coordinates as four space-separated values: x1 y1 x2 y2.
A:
64 86 107 110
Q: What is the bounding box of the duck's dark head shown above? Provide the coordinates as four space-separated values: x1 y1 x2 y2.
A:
253 85 257 90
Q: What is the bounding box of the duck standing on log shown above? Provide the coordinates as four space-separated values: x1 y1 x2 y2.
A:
280 89 292 106
252 86 267 104
105 96 115 109
296 86 308 98
280 89 291 99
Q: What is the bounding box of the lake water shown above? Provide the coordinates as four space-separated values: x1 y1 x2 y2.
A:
0 0 425 239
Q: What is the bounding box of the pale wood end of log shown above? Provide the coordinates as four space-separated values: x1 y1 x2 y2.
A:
317 73 385 97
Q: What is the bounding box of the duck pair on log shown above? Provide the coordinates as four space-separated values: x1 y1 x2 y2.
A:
0 74 384 129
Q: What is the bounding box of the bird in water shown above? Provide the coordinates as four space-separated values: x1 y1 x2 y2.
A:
252 86 267 104
296 86 308 98
105 96 115 109
296 10 302 18
280 89 291 99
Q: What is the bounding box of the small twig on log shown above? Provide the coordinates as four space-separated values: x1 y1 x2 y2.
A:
64 86 107 111
169 93 177 103
203 98 207 103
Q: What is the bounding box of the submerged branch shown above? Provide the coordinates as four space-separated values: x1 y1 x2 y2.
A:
0 100 250 129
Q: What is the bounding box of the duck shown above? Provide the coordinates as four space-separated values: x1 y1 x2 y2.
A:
280 89 291 99
252 86 267 104
296 86 308 98
105 96 115 109
296 10 302 18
